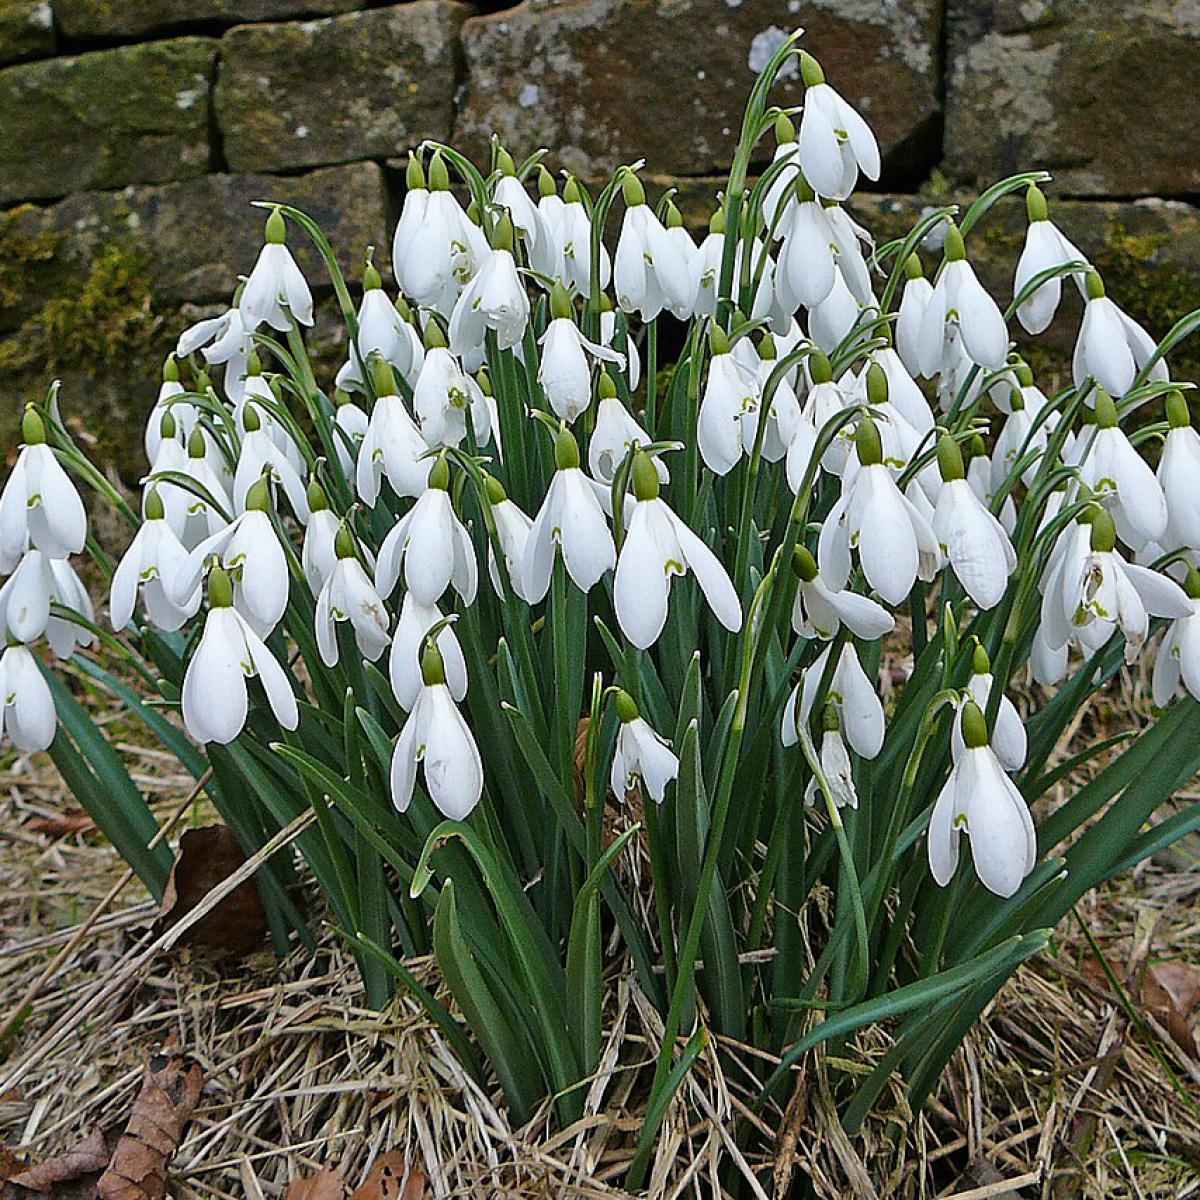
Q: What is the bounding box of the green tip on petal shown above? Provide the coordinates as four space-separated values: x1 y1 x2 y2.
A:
1166 390 1190 429
708 323 731 357
866 361 888 407
1085 269 1105 300
1090 506 1117 552
554 427 581 471
614 688 639 723
904 253 924 281
792 545 819 582
537 164 556 198
937 434 965 482
428 453 450 491
631 449 660 501
496 146 516 177
1093 388 1119 429
406 151 426 191
245 476 271 512
621 171 645 208
1025 183 1049 223
187 426 206 457
809 349 832 385
372 356 399 396
307 479 329 512
491 210 515 252
334 525 356 560
961 699 989 749
775 111 796 145
550 280 573 321
971 640 991 676
597 369 617 400
943 222 966 262
363 258 383 291
242 403 262 433
798 50 825 87
708 206 726 235
144 486 165 522
483 473 507 505
162 355 180 384
1185 566 1200 601
208 567 234 609
420 638 447 687
265 208 287 245
855 417 883 467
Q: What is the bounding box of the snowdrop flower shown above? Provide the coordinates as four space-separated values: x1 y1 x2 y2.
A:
804 705 858 810
610 689 679 804
110 488 198 633
180 568 298 744
0 644 55 753
613 175 693 321
1073 270 1167 396
392 152 429 287
992 385 1048 491
787 351 852 486
171 480 288 638
1157 391 1200 551
176 299 253 404
546 174 611 294
449 214 530 356
896 255 934 377
315 527 391 667
481 475 535 602
538 284 624 423
781 641 884 760
0 409 87 570
600 307 640 391
356 360 432 505
348 262 424 386
789 546 894 641
494 153 557 281
761 116 803 228
928 700 1036 898
699 327 760 476
614 452 741 648
1152 567 1200 705
932 435 1017 610
0 549 95 658
742 335 802 462
1013 185 1087 335
300 483 343 597
964 438 1016 535
588 374 666 486
776 182 838 311
144 357 191 464
1078 390 1168 549
331 391 369 479
389 594 467 711
391 640 483 820
233 402 310 521
796 51 880 201
868 347 934 436
818 419 940 606
807 270 860 355
951 643 1027 772
523 427 616 600
918 224 1008 375
376 456 477 607
240 209 313 331
152 426 231 551
412 326 486 449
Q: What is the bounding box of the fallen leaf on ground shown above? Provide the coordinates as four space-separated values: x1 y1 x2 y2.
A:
349 1153 424 1200
0 1147 22 1182
96 1055 203 1200
25 810 96 837
1143 961 1200 1058
285 1168 348 1200
153 826 268 957
7 1129 109 1193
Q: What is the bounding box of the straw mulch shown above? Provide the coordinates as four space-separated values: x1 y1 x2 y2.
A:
0 700 1198 1199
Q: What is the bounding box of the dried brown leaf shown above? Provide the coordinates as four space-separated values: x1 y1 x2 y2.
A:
1144 962 1200 1058
153 825 268 957
8 1129 108 1193
96 1055 204 1200
349 1154 423 1200
25 810 96 838
285 1167 349 1200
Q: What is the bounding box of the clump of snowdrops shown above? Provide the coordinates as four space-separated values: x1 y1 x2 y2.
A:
3 31 1200 1174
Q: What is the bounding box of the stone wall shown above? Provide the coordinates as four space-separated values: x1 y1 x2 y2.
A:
1 0 1197 471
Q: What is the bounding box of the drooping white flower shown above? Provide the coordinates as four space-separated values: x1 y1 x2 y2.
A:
180 569 298 745
589 384 665 486
480 475 535 603
992 388 1048 491
356 362 432 505
789 545 895 641
151 427 232 551
1073 270 1167 396
412 334 487 449
918 224 1008 375
315 529 391 668
449 220 530 356
781 641 885 760
795 52 880 201
803 707 858 810
610 691 679 804
951 645 1027 772
347 266 425 388
613 179 694 320
392 152 429 287
0 411 87 571
545 174 611 295
176 301 253 404
698 333 760 476
928 700 1036 898
375 459 477 607
494 161 558 281
776 188 837 311
232 402 310 521
1152 569 1200 705
600 309 640 392
1013 185 1087 335
538 290 624 424
818 419 940 606
931 435 1017 610
389 593 467 712
1157 391 1200 552
0 549 95 658
391 641 482 819
240 210 314 331
301 501 341 598
807 270 860 355
742 338 802 462
0 644 55 753
523 428 616 600
614 453 741 648
110 488 198 632
896 255 934 377
144 357 192 464
331 392 369 479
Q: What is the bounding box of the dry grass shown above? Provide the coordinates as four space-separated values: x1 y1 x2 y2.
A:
0 688 1198 1198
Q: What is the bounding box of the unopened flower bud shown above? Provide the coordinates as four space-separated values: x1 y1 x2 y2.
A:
792 545 819 582
961 699 989 749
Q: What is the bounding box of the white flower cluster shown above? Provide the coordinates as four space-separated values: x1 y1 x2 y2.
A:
2 45 1196 904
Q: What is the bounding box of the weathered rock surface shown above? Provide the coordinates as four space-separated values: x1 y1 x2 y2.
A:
945 0 1200 196
216 3 467 173
54 0 364 40
0 0 53 66
0 38 217 204
457 0 941 180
